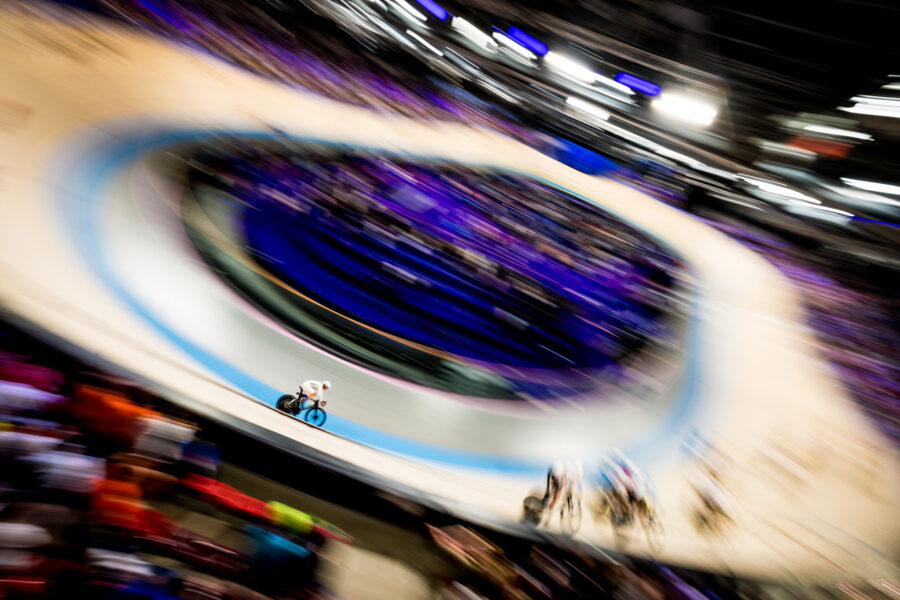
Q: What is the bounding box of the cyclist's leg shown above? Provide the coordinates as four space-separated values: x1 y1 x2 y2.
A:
546 476 561 515
564 489 576 515
292 394 308 415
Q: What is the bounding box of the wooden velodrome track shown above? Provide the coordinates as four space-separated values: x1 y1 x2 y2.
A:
0 3 896 583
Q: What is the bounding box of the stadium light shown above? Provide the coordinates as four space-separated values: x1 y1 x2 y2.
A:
391 0 426 22
505 26 548 56
451 17 496 50
596 74 634 96
841 178 900 196
791 202 852 215
543 52 632 97
654 147 704 169
492 29 537 61
850 95 900 107
652 93 717 127
840 104 900 118
406 29 443 56
413 0 448 20
740 176 820 203
544 52 596 84
565 96 609 122
823 184 900 208
839 94 900 118
803 124 872 141
614 72 661 96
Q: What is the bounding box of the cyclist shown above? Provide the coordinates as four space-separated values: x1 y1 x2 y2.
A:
599 452 655 520
543 460 583 523
289 380 330 414
543 460 565 516
691 465 733 531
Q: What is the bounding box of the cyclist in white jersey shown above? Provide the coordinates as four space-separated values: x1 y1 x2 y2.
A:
300 380 329 403
290 380 330 414
544 459 583 519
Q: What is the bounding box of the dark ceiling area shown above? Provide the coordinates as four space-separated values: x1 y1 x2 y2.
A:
431 0 900 142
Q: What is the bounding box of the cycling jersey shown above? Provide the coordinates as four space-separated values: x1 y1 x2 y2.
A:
299 380 326 403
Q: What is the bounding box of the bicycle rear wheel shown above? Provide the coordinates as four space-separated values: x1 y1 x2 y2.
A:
304 407 327 427
522 495 545 526
277 395 296 415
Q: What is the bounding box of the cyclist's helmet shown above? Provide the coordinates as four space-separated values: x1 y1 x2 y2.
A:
322 381 332 390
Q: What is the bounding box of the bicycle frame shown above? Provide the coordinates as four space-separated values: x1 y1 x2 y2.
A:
277 391 329 427
294 392 326 410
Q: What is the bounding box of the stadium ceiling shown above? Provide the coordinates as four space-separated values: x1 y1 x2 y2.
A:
435 0 900 145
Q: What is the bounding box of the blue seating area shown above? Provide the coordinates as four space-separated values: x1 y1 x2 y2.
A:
193 148 684 400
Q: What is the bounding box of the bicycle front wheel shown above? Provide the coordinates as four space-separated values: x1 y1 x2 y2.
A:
304 407 327 427
560 495 583 535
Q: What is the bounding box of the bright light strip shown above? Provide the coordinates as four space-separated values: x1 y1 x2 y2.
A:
544 51 596 84
822 184 900 208
655 147 704 169
652 93 717 126
882 82 900 90
392 0 427 22
757 182 819 203
803 124 872 141
614 72 661 96
850 95 900 106
505 26 548 56
451 17 495 49
565 96 609 121
839 104 900 118
839 94 900 118
405 29 443 55
794 203 853 216
740 176 820 203
596 74 633 95
413 0 447 20
478 80 518 103
786 203 854 223
540 52 631 95
841 177 900 196
491 30 536 61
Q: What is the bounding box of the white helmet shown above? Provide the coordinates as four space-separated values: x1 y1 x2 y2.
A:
322 381 332 389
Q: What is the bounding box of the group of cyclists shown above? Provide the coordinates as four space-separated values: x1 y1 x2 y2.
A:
534 452 659 534
530 446 734 544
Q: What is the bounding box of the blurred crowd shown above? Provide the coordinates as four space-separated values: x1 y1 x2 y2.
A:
427 523 776 600
91 0 537 143
0 328 351 599
193 147 688 399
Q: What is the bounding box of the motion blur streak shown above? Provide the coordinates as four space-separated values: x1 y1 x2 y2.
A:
0 0 899 598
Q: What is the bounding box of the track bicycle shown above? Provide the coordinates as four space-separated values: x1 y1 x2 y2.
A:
276 391 327 427
521 488 582 534
691 494 733 536
593 488 664 551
